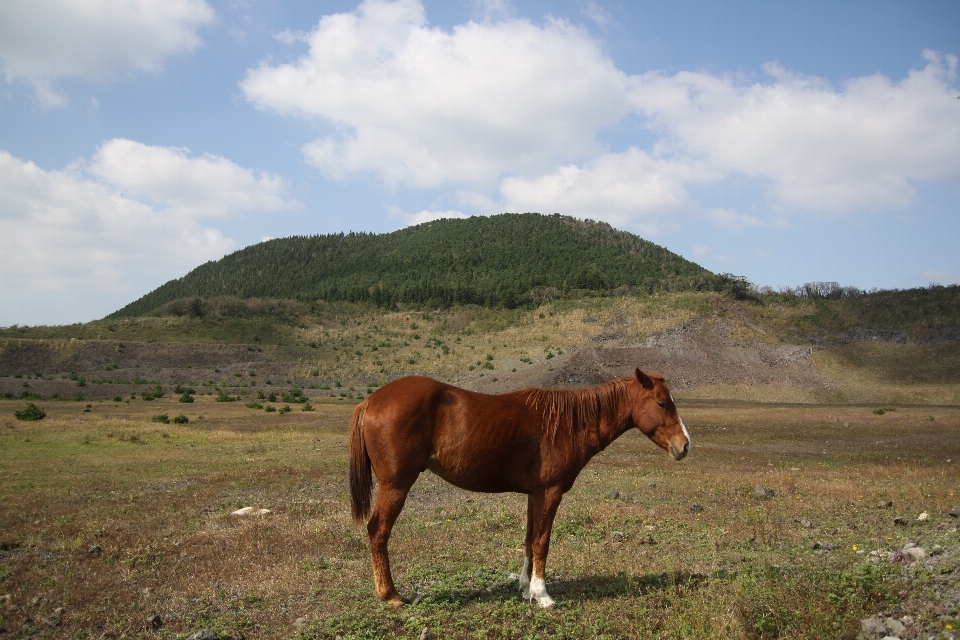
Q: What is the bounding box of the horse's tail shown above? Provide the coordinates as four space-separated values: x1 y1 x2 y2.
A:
349 399 372 524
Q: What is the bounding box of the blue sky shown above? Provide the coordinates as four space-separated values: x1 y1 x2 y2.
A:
1 0 958 326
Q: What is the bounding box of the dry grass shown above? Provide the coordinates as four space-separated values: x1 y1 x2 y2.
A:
1 395 959 639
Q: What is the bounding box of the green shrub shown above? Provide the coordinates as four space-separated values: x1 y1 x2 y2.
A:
302 403 314 411
278 405 292 415
151 414 170 424
172 414 189 424
215 390 236 402
264 405 277 413
245 401 263 409
14 403 45 421
179 393 194 403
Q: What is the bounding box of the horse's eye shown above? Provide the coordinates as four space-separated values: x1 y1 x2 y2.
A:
657 401 666 409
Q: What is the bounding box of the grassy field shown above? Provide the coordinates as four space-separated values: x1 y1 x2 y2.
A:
1 394 958 639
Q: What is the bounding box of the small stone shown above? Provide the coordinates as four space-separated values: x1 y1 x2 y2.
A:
419 628 434 640
893 517 909 526
859 616 887 639
146 614 162 629
256 509 271 516
801 519 814 528
88 545 103 557
884 617 905 636
94 529 102 537
507 573 519 581
607 491 620 500
610 531 625 542
648 482 656 488
753 486 775 500
689 503 704 514
638 535 657 545
811 541 834 551
916 512 929 521
948 506 959 518
231 507 255 516
902 547 926 562
186 630 218 640
294 617 307 627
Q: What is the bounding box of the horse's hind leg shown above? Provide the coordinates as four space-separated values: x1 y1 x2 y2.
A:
367 481 414 606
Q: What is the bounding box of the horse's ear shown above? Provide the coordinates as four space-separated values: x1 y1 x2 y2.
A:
635 368 655 390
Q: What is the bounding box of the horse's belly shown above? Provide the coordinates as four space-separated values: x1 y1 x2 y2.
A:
426 457 524 493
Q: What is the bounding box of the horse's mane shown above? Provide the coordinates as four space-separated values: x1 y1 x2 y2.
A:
521 377 632 441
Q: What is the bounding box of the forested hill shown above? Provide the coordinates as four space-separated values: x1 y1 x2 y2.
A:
110 213 713 317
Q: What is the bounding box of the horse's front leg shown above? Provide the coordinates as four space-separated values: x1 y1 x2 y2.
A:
525 487 564 608
520 493 535 599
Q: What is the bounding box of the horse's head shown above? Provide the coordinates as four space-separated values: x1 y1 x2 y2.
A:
630 368 690 461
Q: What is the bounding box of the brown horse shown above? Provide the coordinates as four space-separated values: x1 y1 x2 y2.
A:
349 368 690 608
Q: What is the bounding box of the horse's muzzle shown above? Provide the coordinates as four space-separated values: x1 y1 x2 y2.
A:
670 440 690 461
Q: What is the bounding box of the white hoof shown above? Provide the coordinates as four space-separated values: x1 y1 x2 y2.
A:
536 594 556 609
528 575 554 608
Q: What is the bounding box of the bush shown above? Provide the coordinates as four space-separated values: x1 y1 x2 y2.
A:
302 402 314 411
215 390 236 402
172 414 189 424
14 403 45 421
151 414 170 424
278 405 292 415
264 405 277 413
245 401 263 409
178 393 194 403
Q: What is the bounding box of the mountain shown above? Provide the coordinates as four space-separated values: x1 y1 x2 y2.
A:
109 213 715 317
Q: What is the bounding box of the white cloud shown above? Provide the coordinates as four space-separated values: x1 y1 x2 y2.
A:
498 147 718 226
242 1 960 228
0 143 295 324
387 205 468 227
0 0 215 105
89 139 294 217
920 270 960 286
241 0 631 188
631 51 960 212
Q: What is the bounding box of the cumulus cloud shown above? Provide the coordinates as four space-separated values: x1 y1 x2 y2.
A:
243 1 960 226
0 0 215 105
387 205 468 228
241 0 631 188
0 142 295 323
499 147 717 226
631 51 960 212
89 139 292 218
